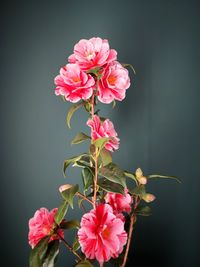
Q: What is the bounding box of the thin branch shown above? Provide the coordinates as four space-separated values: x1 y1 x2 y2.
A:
57 232 82 261
92 154 98 208
90 92 98 209
76 192 93 205
121 214 135 267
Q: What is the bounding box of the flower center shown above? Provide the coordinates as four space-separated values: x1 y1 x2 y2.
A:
108 75 117 85
85 51 95 60
102 226 110 239
72 76 81 83
42 225 52 235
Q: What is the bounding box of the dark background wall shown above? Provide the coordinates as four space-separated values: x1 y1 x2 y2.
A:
1 0 199 266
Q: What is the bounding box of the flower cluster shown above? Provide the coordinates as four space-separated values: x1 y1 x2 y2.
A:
55 37 130 104
28 37 176 267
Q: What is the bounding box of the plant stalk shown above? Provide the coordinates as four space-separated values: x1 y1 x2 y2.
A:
121 214 135 267
76 192 93 205
90 93 98 208
57 232 82 261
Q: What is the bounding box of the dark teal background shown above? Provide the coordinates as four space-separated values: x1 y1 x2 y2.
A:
1 0 199 266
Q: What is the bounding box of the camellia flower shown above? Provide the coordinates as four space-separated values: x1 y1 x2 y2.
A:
54 63 95 103
68 37 117 71
28 208 64 248
87 115 120 152
78 204 127 264
105 188 133 214
98 61 130 104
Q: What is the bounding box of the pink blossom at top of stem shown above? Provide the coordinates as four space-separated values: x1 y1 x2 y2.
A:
54 63 95 103
87 115 120 152
28 208 64 248
68 37 117 71
98 61 130 104
78 204 127 264
105 188 133 214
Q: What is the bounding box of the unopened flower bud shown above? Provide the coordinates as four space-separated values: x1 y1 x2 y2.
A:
135 168 143 178
59 184 72 193
143 193 156 203
138 176 147 185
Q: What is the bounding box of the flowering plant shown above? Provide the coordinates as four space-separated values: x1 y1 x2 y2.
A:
28 37 180 267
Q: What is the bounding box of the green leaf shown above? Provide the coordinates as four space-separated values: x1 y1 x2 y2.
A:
60 220 80 230
74 155 92 168
83 101 92 113
63 153 88 176
135 206 152 216
122 63 136 75
147 174 181 183
54 201 69 225
99 148 112 166
71 132 90 145
82 168 94 192
66 102 83 128
60 184 79 208
75 260 93 267
129 185 146 197
124 171 138 184
98 163 127 188
98 178 125 194
42 240 60 267
73 236 81 252
29 236 50 267
93 137 110 152
87 67 101 76
112 100 116 108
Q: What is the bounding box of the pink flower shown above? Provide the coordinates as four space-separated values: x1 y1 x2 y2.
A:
28 208 64 248
54 63 95 103
87 115 120 152
105 189 133 214
98 61 130 104
68 37 117 71
78 204 127 263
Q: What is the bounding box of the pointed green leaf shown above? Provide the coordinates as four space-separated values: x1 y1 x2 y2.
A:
135 206 152 216
60 184 79 208
82 168 94 192
98 178 124 194
124 171 138 184
29 236 50 267
66 102 83 128
99 148 112 166
93 137 110 152
83 101 92 113
54 201 69 225
122 63 136 75
63 153 88 176
73 155 92 168
76 260 93 267
60 220 80 230
112 100 116 108
73 236 81 252
147 174 181 183
42 240 60 267
71 132 91 145
98 163 127 188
